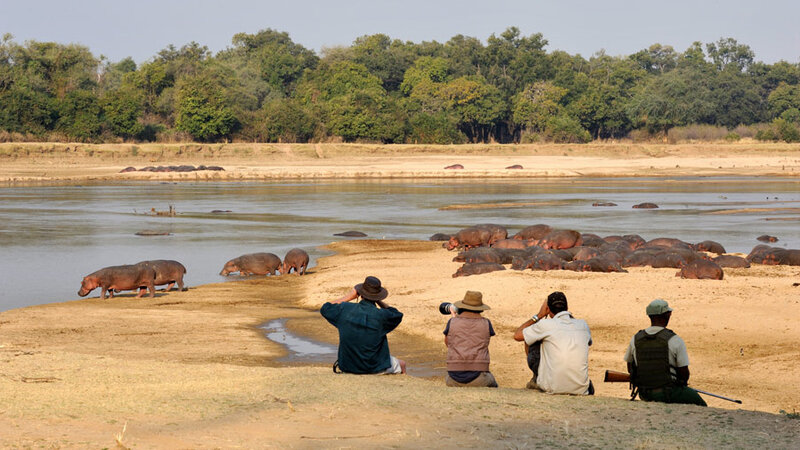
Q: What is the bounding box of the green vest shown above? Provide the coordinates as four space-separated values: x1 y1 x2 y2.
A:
633 328 676 390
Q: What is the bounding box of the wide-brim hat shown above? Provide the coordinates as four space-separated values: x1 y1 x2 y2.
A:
454 290 490 311
354 276 388 301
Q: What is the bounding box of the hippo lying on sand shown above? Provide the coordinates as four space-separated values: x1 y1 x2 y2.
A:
676 260 724 280
220 253 282 276
453 262 506 277
79 264 156 299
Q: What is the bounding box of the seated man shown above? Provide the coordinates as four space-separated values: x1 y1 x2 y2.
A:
624 299 706 406
443 291 498 388
513 291 593 395
320 276 406 374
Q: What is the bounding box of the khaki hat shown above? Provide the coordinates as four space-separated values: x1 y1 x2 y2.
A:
646 298 673 316
454 291 490 311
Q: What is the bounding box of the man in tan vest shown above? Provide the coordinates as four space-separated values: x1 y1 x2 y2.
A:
442 291 498 387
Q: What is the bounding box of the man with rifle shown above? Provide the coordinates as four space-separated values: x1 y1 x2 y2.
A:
623 299 706 406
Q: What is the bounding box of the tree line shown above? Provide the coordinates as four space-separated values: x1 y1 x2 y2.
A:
1 28 800 144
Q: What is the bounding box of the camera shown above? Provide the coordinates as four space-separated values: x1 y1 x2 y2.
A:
439 302 458 315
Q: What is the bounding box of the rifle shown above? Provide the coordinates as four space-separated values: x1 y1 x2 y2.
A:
604 370 742 404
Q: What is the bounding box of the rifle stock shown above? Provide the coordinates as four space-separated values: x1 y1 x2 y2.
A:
604 369 631 383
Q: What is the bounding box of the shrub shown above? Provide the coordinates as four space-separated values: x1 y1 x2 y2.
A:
725 132 741 141
667 124 729 143
543 114 591 143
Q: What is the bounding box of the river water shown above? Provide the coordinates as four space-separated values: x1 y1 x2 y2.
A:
1 177 799 311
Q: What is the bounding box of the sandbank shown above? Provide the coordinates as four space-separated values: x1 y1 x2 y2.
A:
1 239 799 448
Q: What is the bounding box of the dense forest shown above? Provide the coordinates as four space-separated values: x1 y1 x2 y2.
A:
1 28 800 144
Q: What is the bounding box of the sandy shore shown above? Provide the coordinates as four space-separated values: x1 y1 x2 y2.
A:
1 143 799 447
1 239 799 448
1 142 800 183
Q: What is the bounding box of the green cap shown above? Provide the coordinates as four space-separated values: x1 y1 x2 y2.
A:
646 298 673 316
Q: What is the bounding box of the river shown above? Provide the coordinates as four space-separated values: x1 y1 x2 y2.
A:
1 177 798 311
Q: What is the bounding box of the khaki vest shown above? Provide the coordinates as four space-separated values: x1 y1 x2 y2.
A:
446 312 491 372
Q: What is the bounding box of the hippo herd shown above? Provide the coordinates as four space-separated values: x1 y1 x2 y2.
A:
119 165 225 173
78 248 309 299
432 223 800 279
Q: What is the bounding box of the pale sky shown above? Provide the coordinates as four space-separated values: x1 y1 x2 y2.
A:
2 0 799 64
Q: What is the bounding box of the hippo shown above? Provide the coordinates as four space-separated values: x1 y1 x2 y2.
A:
280 248 310 275
120 166 137 173
220 253 282 276
573 247 600 261
600 250 624 265
511 256 532 270
513 224 552 241
475 224 508 245
693 240 726 255
531 253 564 271
598 241 633 257
757 235 779 243
429 233 452 241
592 202 617 207
539 230 583 250
713 255 750 268
549 249 574 262
505 164 523 169
452 262 506 278
136 260 187 292
677 260 724 280
565 257 627 273
444 164 464 170
580 234 606 248
334 231 368 237
621 234 647 250
622 250 657 267
651 252 688 269
79 264 156 299
453 247 502 264
491 239 528 250
642 238 692 251
494 248 533 264
746 245 787 265
447 227 492 250
633 203 659 209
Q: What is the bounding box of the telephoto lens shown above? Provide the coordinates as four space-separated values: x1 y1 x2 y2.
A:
438 302 457 315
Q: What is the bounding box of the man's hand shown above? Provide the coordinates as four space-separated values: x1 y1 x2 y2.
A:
331 288 358 304
536 300 552 319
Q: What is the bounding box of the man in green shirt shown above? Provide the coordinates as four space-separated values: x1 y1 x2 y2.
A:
320 276 406 374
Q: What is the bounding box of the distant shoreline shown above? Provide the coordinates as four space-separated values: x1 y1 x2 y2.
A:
1 141 799 184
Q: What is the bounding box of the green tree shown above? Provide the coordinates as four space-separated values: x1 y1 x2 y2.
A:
102 86 144 139
768 83 800 118
706 38 754 73
57 89 102 140
512 81 567 132
175 69 238 141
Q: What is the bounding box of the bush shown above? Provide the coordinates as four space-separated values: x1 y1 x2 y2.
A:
667 124 729 143
543 114 591 143
724 132 741 141
775 118 800 142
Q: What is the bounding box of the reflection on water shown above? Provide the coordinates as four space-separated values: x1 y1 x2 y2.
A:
261 319 337 362
1 178 799 311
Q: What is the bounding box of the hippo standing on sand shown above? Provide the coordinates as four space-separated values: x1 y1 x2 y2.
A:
79 264 156 299
136 260 187 292
693 240 726 255
713 255 750 268
280 248 310 275
220 253 282 276
633 203 659 209
444 164 464 170
677 260 724 280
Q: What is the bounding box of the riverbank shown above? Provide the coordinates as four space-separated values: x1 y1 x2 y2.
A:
1 240 798 448
1 142 799 183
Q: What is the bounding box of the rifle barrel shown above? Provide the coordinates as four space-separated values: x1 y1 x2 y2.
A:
693 388 742 404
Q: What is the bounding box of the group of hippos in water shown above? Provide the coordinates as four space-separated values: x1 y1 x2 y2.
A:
77 248 309 300
428 223 800 279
